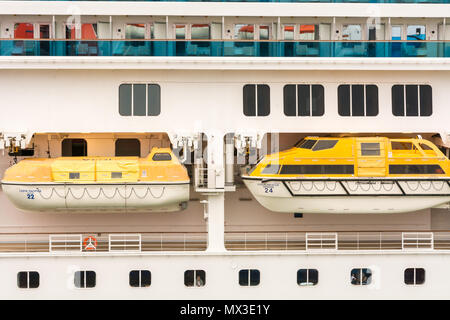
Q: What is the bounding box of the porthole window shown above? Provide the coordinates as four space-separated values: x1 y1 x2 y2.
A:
284 84 324 117
392 85 432 116
129 270 151 288
297 269 318 286
243 84 270 117
338 84 378 117
239 269 260 286
74 271 96 288
119 83 161 116
350 268 372 286
404 268 425 285
17 271 39 289
184 270 206 287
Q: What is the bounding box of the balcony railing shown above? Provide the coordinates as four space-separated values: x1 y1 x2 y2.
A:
225 231 450 251
1 40 450 58
0 231 449 253
8 0 450 3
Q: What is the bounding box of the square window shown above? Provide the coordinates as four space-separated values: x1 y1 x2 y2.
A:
239 269 260 286
74 271 96 288
351 268 372 286
129 270 151 288
184 270 205 287
297 269 318 286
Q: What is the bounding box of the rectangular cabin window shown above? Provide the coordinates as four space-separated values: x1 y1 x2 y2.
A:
297 269 318 286
74 271 96 288
62 139 87 157
280 165 354 175
111 172 122 179
296 139 317 149
119 84 161 117
184 270 206 287
125 24 146 40
129 270 151 287
407 25 426 41
338 85 378 116
283 85 324 117
392 85 432 117
360 143 380 156
152 153 172 161
299 25 319 41
351 268 372 285
243 84 270 117
115 138 141 157
312 140 338 151
235 24 254 40
191 24 210 40
389 164 444 175
261 164 280 174
404 268 425 285
239 269 260 286
17 271 39 289
14 23 34 39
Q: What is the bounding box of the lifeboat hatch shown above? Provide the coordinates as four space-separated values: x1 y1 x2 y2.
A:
356 138 387 177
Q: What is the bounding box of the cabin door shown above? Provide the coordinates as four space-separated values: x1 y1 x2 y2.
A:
356 139 387 177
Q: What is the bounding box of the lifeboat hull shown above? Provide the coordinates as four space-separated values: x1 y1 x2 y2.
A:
243 178 450 214
1 182 189 213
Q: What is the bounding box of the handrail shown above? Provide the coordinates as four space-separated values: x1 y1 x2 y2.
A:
3 39 450 43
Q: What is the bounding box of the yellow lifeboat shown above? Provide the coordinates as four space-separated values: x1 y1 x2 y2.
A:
1 148 190 213
242 137 450 214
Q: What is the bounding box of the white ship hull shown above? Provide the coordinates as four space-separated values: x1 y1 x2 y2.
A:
243 177 450 214
0 182 190 213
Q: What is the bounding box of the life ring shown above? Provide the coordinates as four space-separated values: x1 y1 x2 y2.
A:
83 236 98 251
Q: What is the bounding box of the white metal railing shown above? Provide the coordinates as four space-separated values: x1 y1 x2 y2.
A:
49 234 82 252
109 234 142 252
1 231 449 253
402 232 434 250
306 233 338 250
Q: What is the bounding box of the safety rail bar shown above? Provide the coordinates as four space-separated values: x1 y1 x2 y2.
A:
0 232 207 253
2 231 450 253
5 0 449 3
225 231 450 251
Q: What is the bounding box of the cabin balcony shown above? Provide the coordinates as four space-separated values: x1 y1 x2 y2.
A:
1 40 450 58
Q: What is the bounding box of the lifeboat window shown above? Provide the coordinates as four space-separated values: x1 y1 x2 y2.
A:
361 143 380 156
389 164 444 174
69 172 80 179
74 271 96 288
283 84 324 117
280 165 354 175
391 141 415 150
261 164 280 174
312 140 338 151
338 84 378 117
111 172 122 179
129 270 151 288
115 139 141 157
392 84 432 117
296 139 317 149
152 153 172 161
404 268 425 285
184 270 206 287
243 84 270 117
17 271 39 289
119 83 161 117
297 269 318 286
350 268 372 286
239 269 260 286
62 139 87 157
419 143 433 151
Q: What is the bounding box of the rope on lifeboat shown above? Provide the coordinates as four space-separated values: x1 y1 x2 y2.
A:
34 185 167 200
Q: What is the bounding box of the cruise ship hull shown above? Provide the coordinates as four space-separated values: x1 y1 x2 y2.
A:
243 177 450 214
0 182 190 213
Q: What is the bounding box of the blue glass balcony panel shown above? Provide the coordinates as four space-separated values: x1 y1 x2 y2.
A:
1 40 449 58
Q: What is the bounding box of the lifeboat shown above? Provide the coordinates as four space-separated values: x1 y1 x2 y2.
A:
1 148 190 213
242 137 450 214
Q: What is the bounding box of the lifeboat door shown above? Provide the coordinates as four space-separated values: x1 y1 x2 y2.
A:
355 138 387 177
